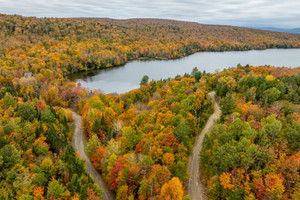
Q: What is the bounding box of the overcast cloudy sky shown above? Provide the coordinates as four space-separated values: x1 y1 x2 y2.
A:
0 0 299 28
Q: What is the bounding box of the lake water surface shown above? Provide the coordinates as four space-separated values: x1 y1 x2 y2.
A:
68 49 300 94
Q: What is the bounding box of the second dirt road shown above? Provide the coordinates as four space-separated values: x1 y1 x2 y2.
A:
188 91 221 200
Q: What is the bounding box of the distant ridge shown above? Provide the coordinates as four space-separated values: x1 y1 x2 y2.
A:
82 18 300 35
255 27 300 35
290 28 300 34
81 17 300 35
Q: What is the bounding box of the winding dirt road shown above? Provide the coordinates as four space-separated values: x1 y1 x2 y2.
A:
71 112 114 200
188 91 221 200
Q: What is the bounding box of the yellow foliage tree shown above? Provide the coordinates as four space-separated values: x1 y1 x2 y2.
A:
219 172 234 190
162 153 175 167
265 75 275 81
33 187 44 200
160 177 184 200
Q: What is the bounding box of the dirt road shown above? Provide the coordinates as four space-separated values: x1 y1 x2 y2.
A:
188 91 221 200
71 112 114 200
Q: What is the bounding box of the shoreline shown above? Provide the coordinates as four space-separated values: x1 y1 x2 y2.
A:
67 47 300 81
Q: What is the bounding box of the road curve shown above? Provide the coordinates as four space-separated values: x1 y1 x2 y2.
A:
188 91 221 200
71 111 114 200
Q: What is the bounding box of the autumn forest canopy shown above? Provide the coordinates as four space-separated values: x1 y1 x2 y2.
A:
1 14 300 75
0 13 299 200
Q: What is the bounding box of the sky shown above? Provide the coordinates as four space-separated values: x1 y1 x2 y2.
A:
0 0 299 28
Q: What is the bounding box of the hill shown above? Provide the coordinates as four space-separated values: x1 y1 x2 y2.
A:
255 27 300 35
0 14 300 75
290 28 300 34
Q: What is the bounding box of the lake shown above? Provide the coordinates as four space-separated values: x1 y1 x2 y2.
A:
68 48 300 94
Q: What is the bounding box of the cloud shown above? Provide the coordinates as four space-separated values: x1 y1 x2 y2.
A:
0 0 299 28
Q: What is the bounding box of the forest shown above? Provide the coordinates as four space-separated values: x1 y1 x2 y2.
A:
81 72 213 199
201 66 300 199
1 14 300 76
78 66 299 199
0 92 103 199
0 13 299 200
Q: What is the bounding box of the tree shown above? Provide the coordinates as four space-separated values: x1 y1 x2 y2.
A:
45 87 60 106
33 137 50 156
3 122 14 135
32 173 47 187
192 67 202 82
109 161 122 190
264 173 285 199
263 87 281 106
17 102 37 121
182 195 191 200
229 118 243 140
138 177 151 200
216 83 229 97
47 179 67 199
195 71 202 82
219 172 234 190
265 75 275 82
152 165 171 186
220 93 235 115
182 95 194 112
255 178 265 200
285 123 300 153
122 126 140 150
161 133 179 149
0 144 21 169
160 177 184 200
171 160 189 183
41 107 56 123
245 64 250 73
2 92 16 108
173 119 190 145
191 67 199 76
91 147 106 171
116 185 129 200
162 153 174 167
86 188 102 200
291 182 300 200
33 186 45 200
260 114 282 144
93 118 101 134
0 155 3 169
149 146 163 163
241 143 259 173
140 75 149 86
40 157 56 178
280 152 300 191
211 141 240 174
86 134 102 157
88 96 104 109
18 121 36 143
